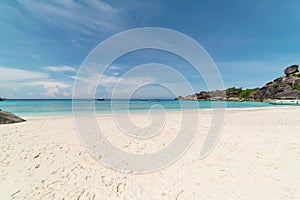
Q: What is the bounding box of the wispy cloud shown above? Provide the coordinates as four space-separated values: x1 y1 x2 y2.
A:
45 65 77 72
16 0 127 37
71 64 196 99
0 66 48 81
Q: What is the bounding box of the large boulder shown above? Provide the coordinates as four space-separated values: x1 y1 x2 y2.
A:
294 79 300 87
197 91 211 100
284 65 299 76
251 87 277 100
275 90 300 99
0 110 25 124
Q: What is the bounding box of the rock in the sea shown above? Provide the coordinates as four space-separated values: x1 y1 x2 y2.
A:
284 65 299 76
175 96 184 100
0 110 25 124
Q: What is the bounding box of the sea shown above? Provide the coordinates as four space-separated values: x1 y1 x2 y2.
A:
0 99 279 117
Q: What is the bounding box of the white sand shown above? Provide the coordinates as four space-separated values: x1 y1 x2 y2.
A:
0 107 299 199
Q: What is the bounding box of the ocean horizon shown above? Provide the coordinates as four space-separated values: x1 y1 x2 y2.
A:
0 99 279 117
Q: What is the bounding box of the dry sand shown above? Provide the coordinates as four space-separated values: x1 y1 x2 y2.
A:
0 107 299 199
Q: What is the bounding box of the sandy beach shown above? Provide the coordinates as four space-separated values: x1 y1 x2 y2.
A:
1 107 299 199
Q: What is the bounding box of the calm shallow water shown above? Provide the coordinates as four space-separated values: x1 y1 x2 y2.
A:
0 99 278 117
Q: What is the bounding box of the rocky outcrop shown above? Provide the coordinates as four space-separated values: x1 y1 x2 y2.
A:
175 90 227 101
251 65 300 100
0 110 25 124
284 64 299 76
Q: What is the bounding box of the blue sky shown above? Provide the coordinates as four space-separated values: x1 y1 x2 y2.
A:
1 0 300 98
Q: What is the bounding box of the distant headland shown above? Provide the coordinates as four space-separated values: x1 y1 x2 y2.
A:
175 65 300 102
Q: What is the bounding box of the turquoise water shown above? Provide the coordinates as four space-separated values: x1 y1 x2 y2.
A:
0 99 277 117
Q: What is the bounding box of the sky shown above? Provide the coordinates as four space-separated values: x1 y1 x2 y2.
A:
1 0 300 99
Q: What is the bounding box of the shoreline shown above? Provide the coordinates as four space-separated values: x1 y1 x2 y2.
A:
1 99 279 119
18 105 291 120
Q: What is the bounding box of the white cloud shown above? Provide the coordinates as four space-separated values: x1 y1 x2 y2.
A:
108 65 122 70
63 92 71 97
29 81 70 88
0 66 72 98
0 66 48 81
45 65 77 72
29 81 71 97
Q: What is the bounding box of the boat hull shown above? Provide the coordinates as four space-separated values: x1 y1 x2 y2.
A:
270 100 300 105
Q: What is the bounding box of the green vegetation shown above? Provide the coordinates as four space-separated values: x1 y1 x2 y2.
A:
225 87 242 96
272 83 279 88
225 87 259 100
239 88 259 99
292 85 300 90
297 73 300 77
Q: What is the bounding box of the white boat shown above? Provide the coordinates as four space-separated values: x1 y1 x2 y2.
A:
270 99 300 105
